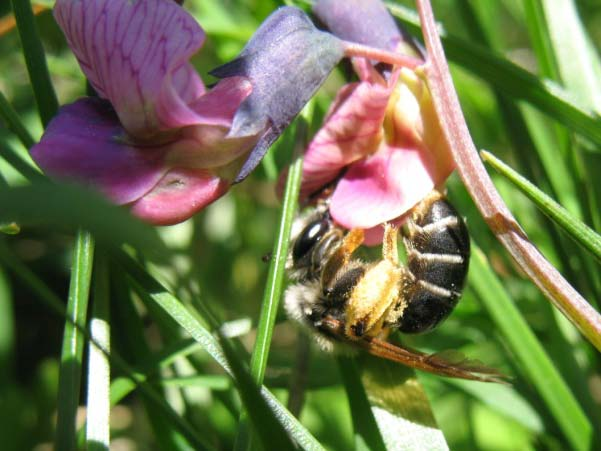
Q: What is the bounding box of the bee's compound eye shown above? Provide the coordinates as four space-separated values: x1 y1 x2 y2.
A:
293 217 331 264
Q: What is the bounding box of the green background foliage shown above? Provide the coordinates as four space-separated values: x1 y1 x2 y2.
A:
1 0 601 450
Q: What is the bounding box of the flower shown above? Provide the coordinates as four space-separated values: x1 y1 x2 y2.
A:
32 0 344 225
298 0 455 241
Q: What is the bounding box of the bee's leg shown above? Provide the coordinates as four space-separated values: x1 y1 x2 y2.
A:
320 228 364 291
381 223 399 266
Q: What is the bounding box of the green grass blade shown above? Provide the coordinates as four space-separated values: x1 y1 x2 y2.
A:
0 238 209 449
10 0 59 126
385 3 601 149
337 357 387 451
0 142 43 181
539 0 601 110
247 152 302 382
0 238 65 315
86 253 110 451
0 182 169 261
469 245 591 451
522 0 559 79
481 150 601 263
110 269 202 451
249 114 307 385
0 267 15 383
236 108 307 450
0 91 36 149
116 252 326 451
219 333 298 451
55 230 95 451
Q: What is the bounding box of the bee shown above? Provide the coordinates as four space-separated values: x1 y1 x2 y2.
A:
285 190 504 383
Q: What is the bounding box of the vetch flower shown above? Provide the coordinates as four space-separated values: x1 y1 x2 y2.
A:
298 0 455 239
31 0 345 225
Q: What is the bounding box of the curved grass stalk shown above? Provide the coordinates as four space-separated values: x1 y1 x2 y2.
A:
416 0 601 351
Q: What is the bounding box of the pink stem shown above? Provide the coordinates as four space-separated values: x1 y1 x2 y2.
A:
342 41 423 69
416 0 601 351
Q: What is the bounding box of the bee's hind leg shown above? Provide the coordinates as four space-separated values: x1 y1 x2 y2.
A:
382 223 399 266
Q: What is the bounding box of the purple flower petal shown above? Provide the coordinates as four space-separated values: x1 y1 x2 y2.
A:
313 0 402 51
54 0 208 138
30 98 167 204
130 168 229 225
210 6 346 182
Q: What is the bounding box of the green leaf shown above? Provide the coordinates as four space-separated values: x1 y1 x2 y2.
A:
10 0 59 126
85 252 111 451
386 3 601 149
337 356 387 451
357 354 448 451
469 245 591 451
481 150 601 264
55 230 95 451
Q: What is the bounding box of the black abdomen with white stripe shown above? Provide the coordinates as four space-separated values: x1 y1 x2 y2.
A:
398 198 470 334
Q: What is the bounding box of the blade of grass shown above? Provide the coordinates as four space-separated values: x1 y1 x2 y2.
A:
110 267 202 451
0 182 169 261
116 251 326 451
86 252 111 451
0 238 210 449
337 356 387 451
469 244 591 451
0 142 43 181
385 2 601 150
0 90 36 149
219 333 298 451
10 0 59 126
536 0 601 243
540 0 601 110
481 150 601 264
55 230 95 451
0 267 15 384
236 104 309 451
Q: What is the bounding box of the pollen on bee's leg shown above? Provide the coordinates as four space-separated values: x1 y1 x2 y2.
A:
381 223 399 265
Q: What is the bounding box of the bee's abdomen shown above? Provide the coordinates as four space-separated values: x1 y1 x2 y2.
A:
398 197 470 334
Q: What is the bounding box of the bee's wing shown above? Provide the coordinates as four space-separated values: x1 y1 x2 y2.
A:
319 316 507 383
361 336 509 384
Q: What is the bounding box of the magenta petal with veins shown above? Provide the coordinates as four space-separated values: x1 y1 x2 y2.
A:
54 0 212 138
299 81 390 199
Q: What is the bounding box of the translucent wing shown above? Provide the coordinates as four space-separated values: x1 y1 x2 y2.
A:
320 316 508 384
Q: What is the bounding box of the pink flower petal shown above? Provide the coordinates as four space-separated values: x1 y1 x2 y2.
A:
54 0 208 137
329 143 438 229
130 168 229 225
30 98 168 204
300 80 391 199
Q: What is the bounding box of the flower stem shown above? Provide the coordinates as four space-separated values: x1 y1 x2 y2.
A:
342 41 423 69
417 0 601 351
